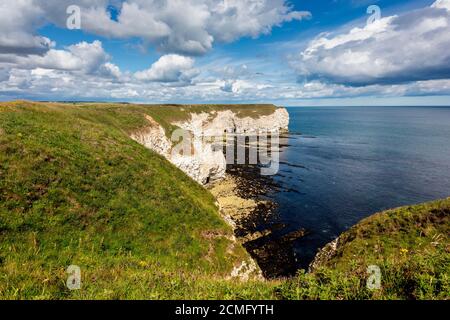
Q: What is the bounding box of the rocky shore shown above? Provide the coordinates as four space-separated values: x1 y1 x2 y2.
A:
209 162 309 279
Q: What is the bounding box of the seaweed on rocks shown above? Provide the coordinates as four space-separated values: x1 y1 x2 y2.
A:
225 163 308 279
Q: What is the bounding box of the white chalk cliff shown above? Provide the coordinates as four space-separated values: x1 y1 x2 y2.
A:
131 108 289 185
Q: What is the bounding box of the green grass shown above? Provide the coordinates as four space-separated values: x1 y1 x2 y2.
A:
292 198 450 300
0 101 258 299
0 101 448 300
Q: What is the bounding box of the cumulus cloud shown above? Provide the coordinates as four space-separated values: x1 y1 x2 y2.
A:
295 0 450 86
0 0 54 55
207 0 311 43
2 0 449 103
64 41 110 74
35 0 310 56
3 62 450 103
433 0 450 10
0 40 114 76
220 79 271 94
0 0 311 100
135 54 198 84
99 62 122 79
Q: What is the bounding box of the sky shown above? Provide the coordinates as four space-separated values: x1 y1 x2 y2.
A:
1 0 450 106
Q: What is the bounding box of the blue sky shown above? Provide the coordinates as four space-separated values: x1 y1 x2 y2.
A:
1 0 450 105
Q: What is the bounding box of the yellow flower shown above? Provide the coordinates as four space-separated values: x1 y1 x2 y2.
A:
138 260 148 267
400 248 409 255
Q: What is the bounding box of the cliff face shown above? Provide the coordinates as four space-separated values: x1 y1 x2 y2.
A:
130 115 172 157
131 107 289 185
173 108 289 136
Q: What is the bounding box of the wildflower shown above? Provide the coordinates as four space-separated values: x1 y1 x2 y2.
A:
138 260 148 267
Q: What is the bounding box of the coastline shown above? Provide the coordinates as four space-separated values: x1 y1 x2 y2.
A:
128 105 294 278
209 161 308 279
1 101 448 299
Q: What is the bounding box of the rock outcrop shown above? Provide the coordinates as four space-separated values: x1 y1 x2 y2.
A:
173 108 289 136
130 115 171 157
131 107 289 185
308 237 340 273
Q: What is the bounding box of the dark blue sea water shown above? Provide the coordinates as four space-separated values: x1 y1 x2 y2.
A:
271 106 450 269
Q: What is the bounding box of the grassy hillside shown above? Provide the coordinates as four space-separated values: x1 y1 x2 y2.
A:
0 101 267 299
0 101 448 300
279 198 450 300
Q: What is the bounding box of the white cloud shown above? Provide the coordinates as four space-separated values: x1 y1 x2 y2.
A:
135 54 198 84
207 0 311 43
220 79 271 94
99 62 122 79
2 62 450 103
35 0 310 56
0 0 54 55
1 1 449 104
64 41 110 74
0 40 114 77
82 2 172 42
0 0 312 100
111 88 139 99
295 0 450 86
432 0 450 10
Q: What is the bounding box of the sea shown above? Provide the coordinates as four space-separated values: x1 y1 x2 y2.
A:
269 106 450 270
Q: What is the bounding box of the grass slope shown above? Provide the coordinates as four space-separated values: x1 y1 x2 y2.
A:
0 101 448 300
280 199 450 300
0 101 262 299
